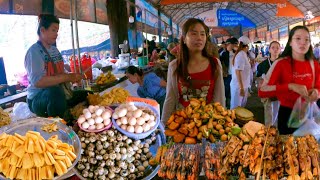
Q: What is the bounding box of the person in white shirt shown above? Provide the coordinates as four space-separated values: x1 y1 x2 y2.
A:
230 36 252 109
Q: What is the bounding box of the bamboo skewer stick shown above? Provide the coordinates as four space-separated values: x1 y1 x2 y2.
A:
256 126 271 180
262 161 267 180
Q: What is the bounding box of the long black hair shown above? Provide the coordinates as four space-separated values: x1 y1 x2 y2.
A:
37 14 60 36
176 18 219 81
125 66 143 76
279 25 314 60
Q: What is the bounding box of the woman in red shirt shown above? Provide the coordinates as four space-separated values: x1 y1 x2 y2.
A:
259 26 320 134
161 18 225 123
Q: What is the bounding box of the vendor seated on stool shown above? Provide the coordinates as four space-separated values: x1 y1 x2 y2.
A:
25 14 89 120
125 66 167 113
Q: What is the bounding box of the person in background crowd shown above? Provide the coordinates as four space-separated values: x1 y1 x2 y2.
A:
254 44 259 58
167 42 178 61
25 14 88 119
138 40 152 58
313 43 319 61
126 66 167 112
150 36 157 52
220 37 238 108
259 26 320 134
218 41 226 54
256 41 281 126
261 45 265 57
162 18 225 123
265 44 270 57
230 36 252 109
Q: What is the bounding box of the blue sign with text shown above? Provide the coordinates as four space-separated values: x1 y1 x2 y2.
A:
279 26 288 38
217 9 256 28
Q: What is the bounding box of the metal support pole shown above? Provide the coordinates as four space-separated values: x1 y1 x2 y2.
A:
144 9 148 61
70 0 76 72
74 0 82 73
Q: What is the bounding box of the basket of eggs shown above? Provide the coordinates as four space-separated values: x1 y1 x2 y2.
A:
111 102 160 140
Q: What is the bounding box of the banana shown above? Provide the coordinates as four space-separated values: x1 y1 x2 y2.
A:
10 141 20 152
0 146 9 159
0 132 8 140
8 165 17 179
33 153 44 167
55 149 66 156
64 155 72 167
4 135 14 147
22 153 34 169
54 155 65 160
16 168 26 179
56 160 67 175
25 138 35 154
44 151 56 165
54 160 63 176
26 131 40 141
9 154 19 166
47 165 54 179
13 145 25 158
40 166 47 179
16 157 22 168
13 133 26 145
46 140 57 153
66 150 77 161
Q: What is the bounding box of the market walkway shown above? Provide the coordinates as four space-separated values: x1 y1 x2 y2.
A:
244 79 265 124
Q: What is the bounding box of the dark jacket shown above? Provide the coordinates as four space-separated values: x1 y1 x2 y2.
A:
256 58 273 77
219 50 235 77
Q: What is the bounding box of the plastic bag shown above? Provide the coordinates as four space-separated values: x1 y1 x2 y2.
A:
293 120 320 141
92 68 102 80
288 97 310 128
11 102 36 121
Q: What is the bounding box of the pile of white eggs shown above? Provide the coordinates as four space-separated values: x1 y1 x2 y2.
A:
113 103 157 134
77 105 112 131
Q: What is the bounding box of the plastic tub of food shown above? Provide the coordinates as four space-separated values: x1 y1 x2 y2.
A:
77 106 113 133
0 118 81 180
112 102 160 140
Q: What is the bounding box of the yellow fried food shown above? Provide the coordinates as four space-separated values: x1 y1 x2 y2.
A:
0 107 11 128
0 131 76 180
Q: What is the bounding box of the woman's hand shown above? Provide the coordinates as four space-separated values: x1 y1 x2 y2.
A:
240 88 245 97
307 89 319 102
288 83 308 97
69 73 83 83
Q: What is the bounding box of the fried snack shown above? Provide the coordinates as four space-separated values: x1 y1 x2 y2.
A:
0 131 76 180
0 107 11 128
99 87 130 106
41 122 58 133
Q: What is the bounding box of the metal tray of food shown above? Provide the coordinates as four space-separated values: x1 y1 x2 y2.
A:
73 123 166 179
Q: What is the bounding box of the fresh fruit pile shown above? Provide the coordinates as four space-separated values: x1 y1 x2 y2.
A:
77 105 112 131
165 98 240 143
113 103 157 134
95 71 116 85
0 131 77 180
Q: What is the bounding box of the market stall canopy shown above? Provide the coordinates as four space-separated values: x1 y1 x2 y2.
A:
150 0 320 31
0 0 108 24
160 0 286 5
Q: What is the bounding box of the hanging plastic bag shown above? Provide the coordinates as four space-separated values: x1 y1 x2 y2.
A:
11 102 36 122
293 120 320 141
287 97 310 128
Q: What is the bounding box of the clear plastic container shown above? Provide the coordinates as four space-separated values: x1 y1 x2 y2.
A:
0 118 81 180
